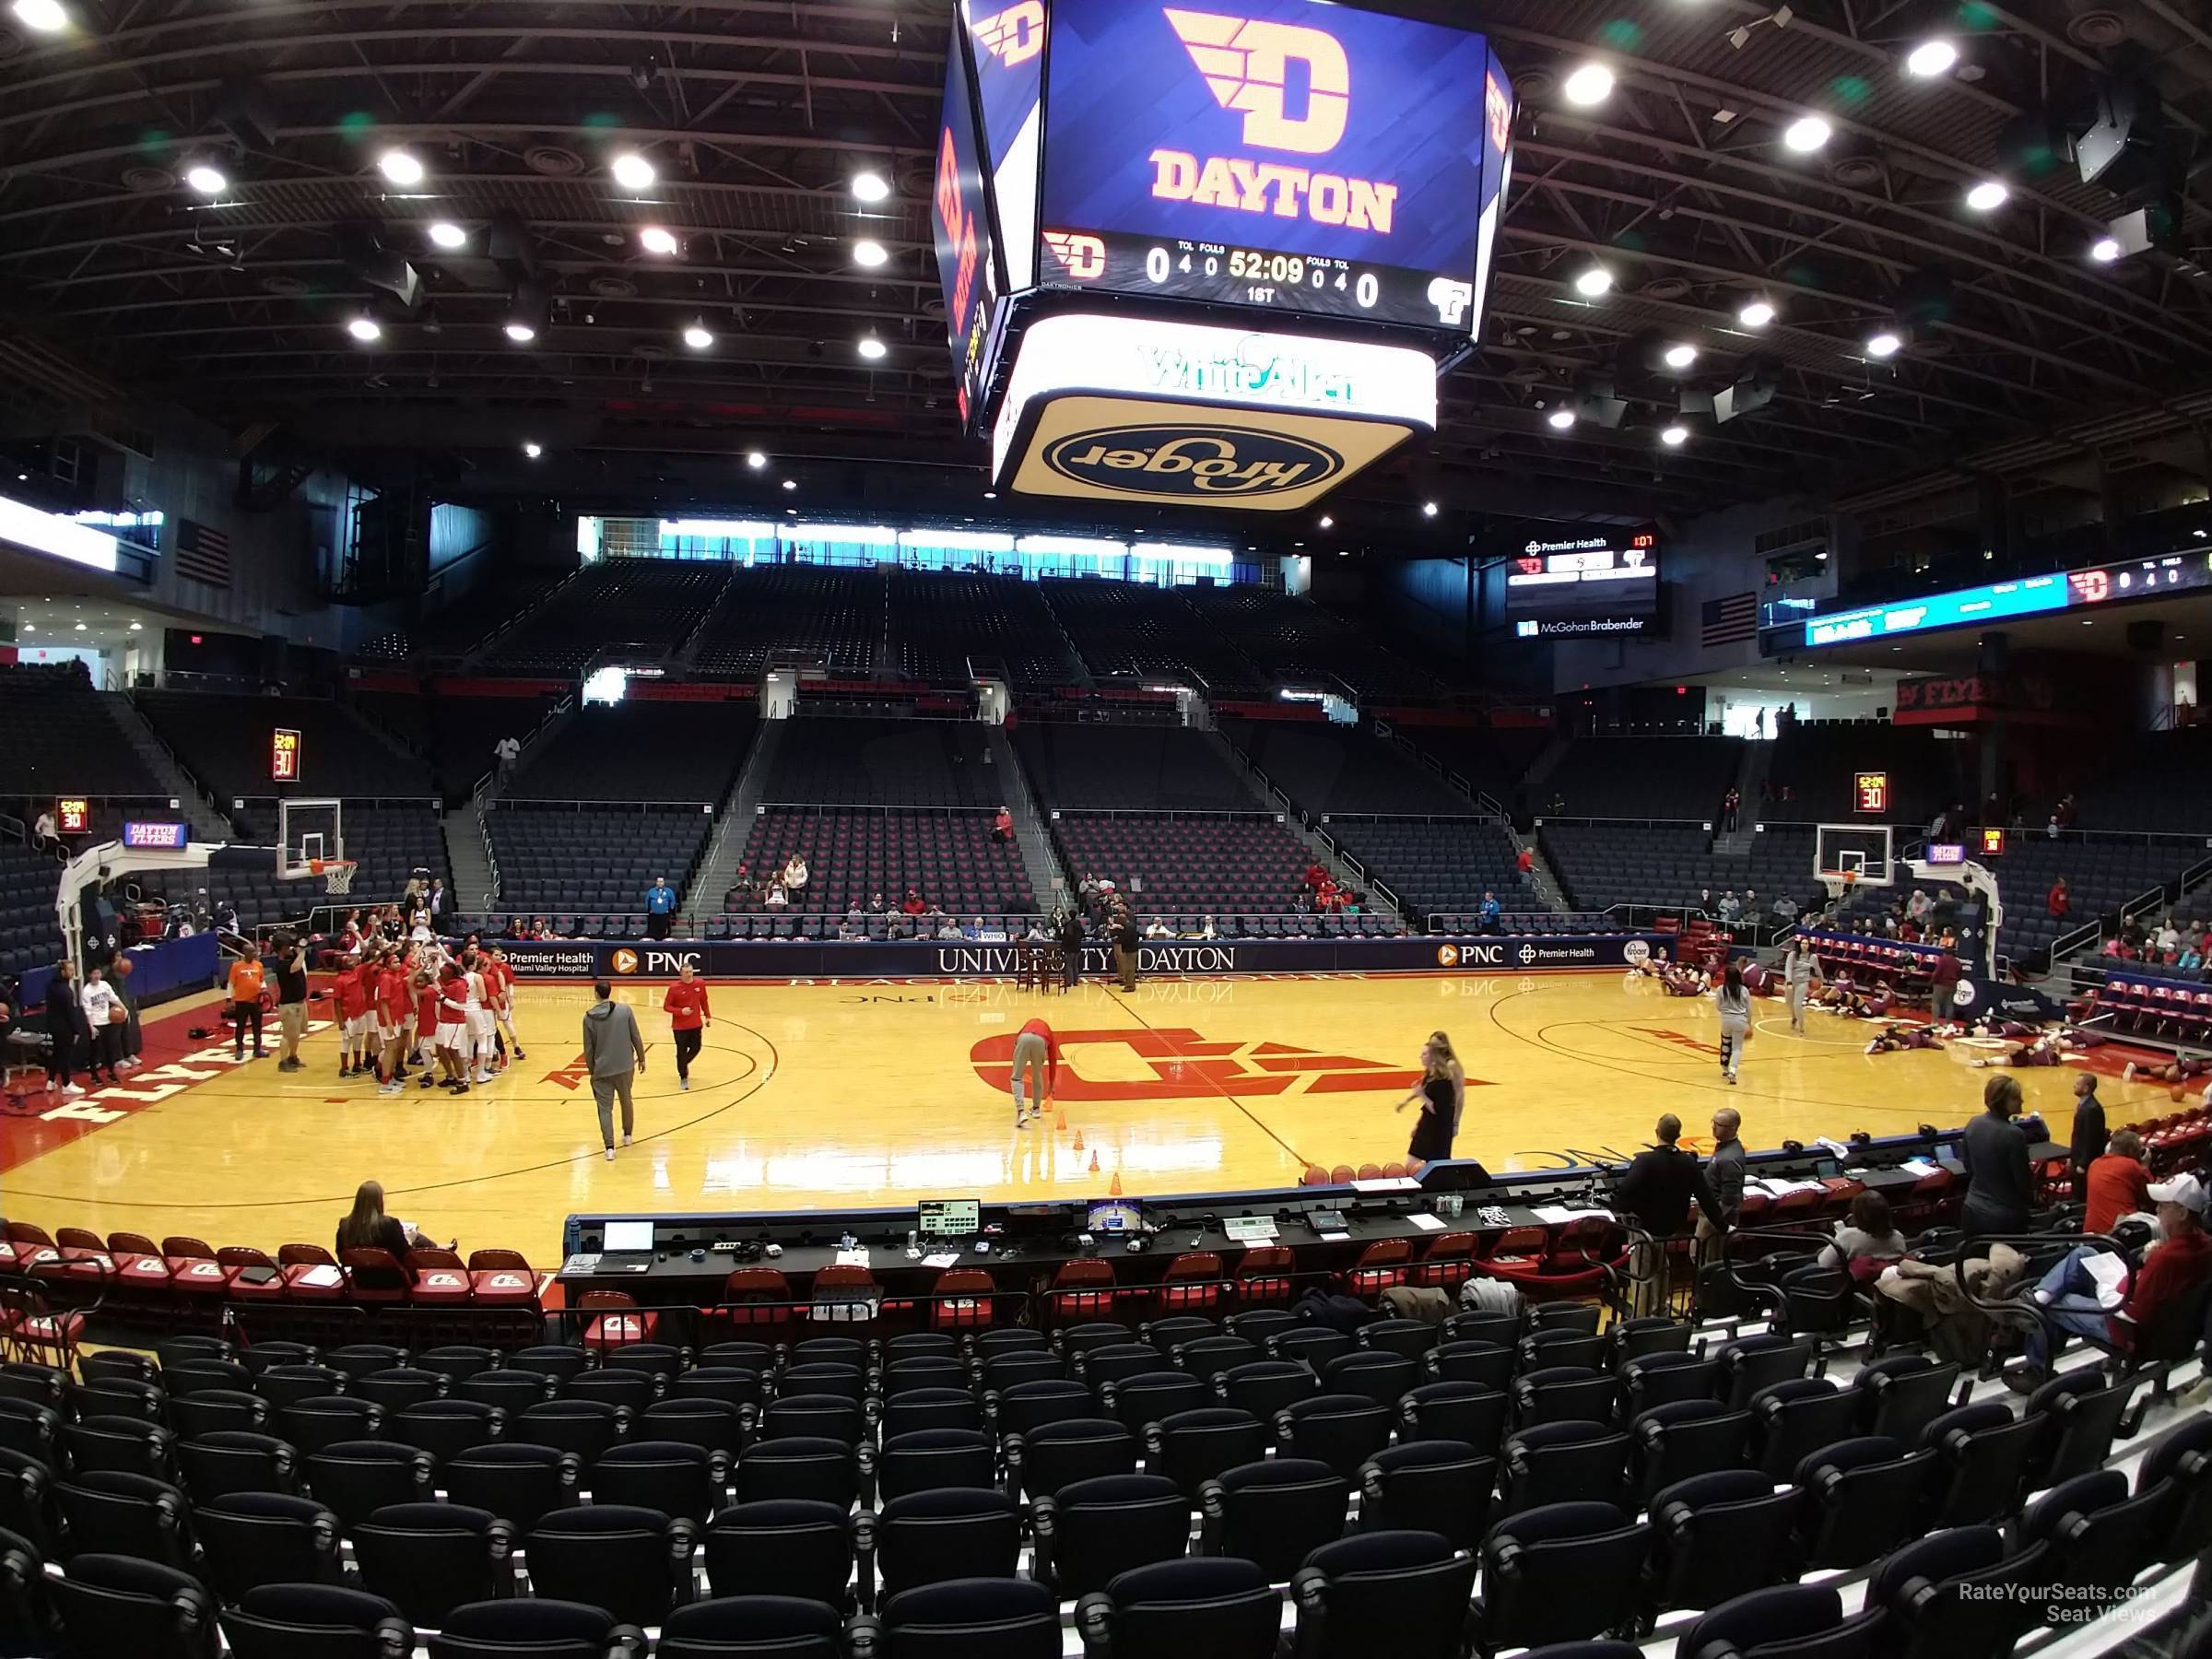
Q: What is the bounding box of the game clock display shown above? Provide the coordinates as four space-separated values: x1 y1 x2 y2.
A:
1041 229 1454 328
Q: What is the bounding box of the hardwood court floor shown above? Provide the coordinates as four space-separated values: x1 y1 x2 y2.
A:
1 971 2116 1267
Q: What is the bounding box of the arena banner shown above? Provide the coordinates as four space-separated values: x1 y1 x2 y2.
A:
492 933 1665 980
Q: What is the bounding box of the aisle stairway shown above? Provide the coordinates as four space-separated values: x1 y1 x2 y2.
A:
985 724 1067 913
443 802 496 911
682 721 785 921
102 692 232 842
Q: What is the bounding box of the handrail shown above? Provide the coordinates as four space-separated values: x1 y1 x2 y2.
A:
124 688 233 831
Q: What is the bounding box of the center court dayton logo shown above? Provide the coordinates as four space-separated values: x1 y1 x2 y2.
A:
971 1027 1477 1101
1043 427 1344 499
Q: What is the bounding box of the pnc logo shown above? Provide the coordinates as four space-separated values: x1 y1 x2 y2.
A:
1043 426 1342 499
971 0 1045 67
1166 7 1349 155
609 948 641 975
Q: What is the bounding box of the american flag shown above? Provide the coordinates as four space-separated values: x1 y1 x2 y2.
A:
1701 591 1759 648
175 518 231 587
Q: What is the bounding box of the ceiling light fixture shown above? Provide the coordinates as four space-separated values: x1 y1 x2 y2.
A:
428 220 468 249
639 226 678 255
1965 180 2009 212
1422 501 1441 518
183 164 229 196
782 478 798 491
523 441 542 459
851 171 891 203
347 316 382 342
1738 299 1776 329
610 151 656 191
1865 331 1903 359
377 149 425 186
2090 236 2122 264
73 621 86 631
128 621 142 631
1664 343 1699 369
746 451 769 470
1547 407 1578 429
1319 516 1334 529
683 324 714 350
1562 62 1615 106
1661 424 1689 446
10 0 68 32
853 239 889 268
857 335 888 360
1904 39 1959 77
1783 114 1832 153
1572 265 1614 298
504 322 537 343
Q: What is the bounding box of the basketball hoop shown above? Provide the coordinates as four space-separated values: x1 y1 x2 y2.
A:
311 859 359 895
1818 868 1859 904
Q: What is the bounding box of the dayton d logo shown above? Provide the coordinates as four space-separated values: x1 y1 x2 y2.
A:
1166 7 1349 155
971 1028 1478 1101
972 0 1045 66
1044 427 1343 499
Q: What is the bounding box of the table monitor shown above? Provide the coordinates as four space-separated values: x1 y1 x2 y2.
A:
919 1199 982 1238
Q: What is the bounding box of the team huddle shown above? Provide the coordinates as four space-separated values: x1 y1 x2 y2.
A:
328 939 525 1096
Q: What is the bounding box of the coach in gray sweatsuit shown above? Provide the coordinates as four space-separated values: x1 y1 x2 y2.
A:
1784 936 1822 1034
582 981 647 1158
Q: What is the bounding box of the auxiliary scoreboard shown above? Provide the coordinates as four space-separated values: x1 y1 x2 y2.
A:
939 0 1515 512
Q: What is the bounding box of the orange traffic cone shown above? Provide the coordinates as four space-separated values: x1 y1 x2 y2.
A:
1088 1148 1100 1174
1054 1108 1067 1132
1108 1171 1123 1196
1071 1130 1085 1153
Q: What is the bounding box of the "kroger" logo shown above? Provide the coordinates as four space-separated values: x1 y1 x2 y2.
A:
1043 427 1343 498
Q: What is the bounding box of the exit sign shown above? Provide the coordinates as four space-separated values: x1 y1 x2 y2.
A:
1853 771 1888 814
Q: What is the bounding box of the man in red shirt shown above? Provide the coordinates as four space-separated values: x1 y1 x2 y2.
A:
2082 1130 2152 1236
335 953 374 1079
1516 845 1535 885
2047 877 2070 918
2010 1171 2211 1388
375 955 413 1095
662 960 711 1091
1010 1017 1059 1127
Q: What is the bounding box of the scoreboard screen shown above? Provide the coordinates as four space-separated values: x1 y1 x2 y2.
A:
270 727 302 783
1036 0 1512 334
1504 535 1661 619
1853 772 1889 814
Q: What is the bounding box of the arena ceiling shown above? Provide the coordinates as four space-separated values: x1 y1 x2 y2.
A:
3 0 2212 526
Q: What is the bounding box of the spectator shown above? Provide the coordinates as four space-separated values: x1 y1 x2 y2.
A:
764 880 788 909
1515 844 1535 885
1907 888 1931 923
644 875 678 940
1721 787 1740 832
1145 918 1173 939
2082 1130 2152 1236
494 734 521 781
335 1179 442 1261
582 979 646 1160
109 954 142 1071
429 879 453 933
2047 877 2070 919
2156 916 2181 959
991 806 1014 845
1771 892 1800 926
781 853 808 893
1960 1073 2033 1236
1058 905 1086 989
1716 890 1742 924
2008 1172 2210 1391
1113 908 1141 992
1698 1106 1746 1263
1817 1191 1907 1277
1477 891 1500 934
901 889 927 916
272 933 309 1073
2068 1072 2108 1188
1742 888 1759 924
1615 1113 1725 1315
30 807 55 853
1928 947 1961 1025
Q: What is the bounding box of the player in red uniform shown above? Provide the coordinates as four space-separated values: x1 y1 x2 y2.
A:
487 945 524 1062
435 962 473 1093
413 970 443 1089
663 961 711 1090
375 954 414 1094
334 953 374 1078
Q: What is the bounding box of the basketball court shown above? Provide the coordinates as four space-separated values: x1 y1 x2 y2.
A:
0 967 2118 1267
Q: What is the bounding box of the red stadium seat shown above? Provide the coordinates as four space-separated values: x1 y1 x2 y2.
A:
1157 1252 1224 1315
929 1268 996 1331
1343 1239 1411 1297
1234 1246 1296 1306
580 1288 659 1350
1047 1259 1116 1324
218 1247 288 1302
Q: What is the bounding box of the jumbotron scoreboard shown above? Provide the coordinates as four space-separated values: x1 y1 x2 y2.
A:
938 0 1515 512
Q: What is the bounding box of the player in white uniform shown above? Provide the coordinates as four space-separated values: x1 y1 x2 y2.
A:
463 950 498 1083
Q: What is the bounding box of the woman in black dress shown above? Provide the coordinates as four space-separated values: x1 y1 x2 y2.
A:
1394 1047 1456 1172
